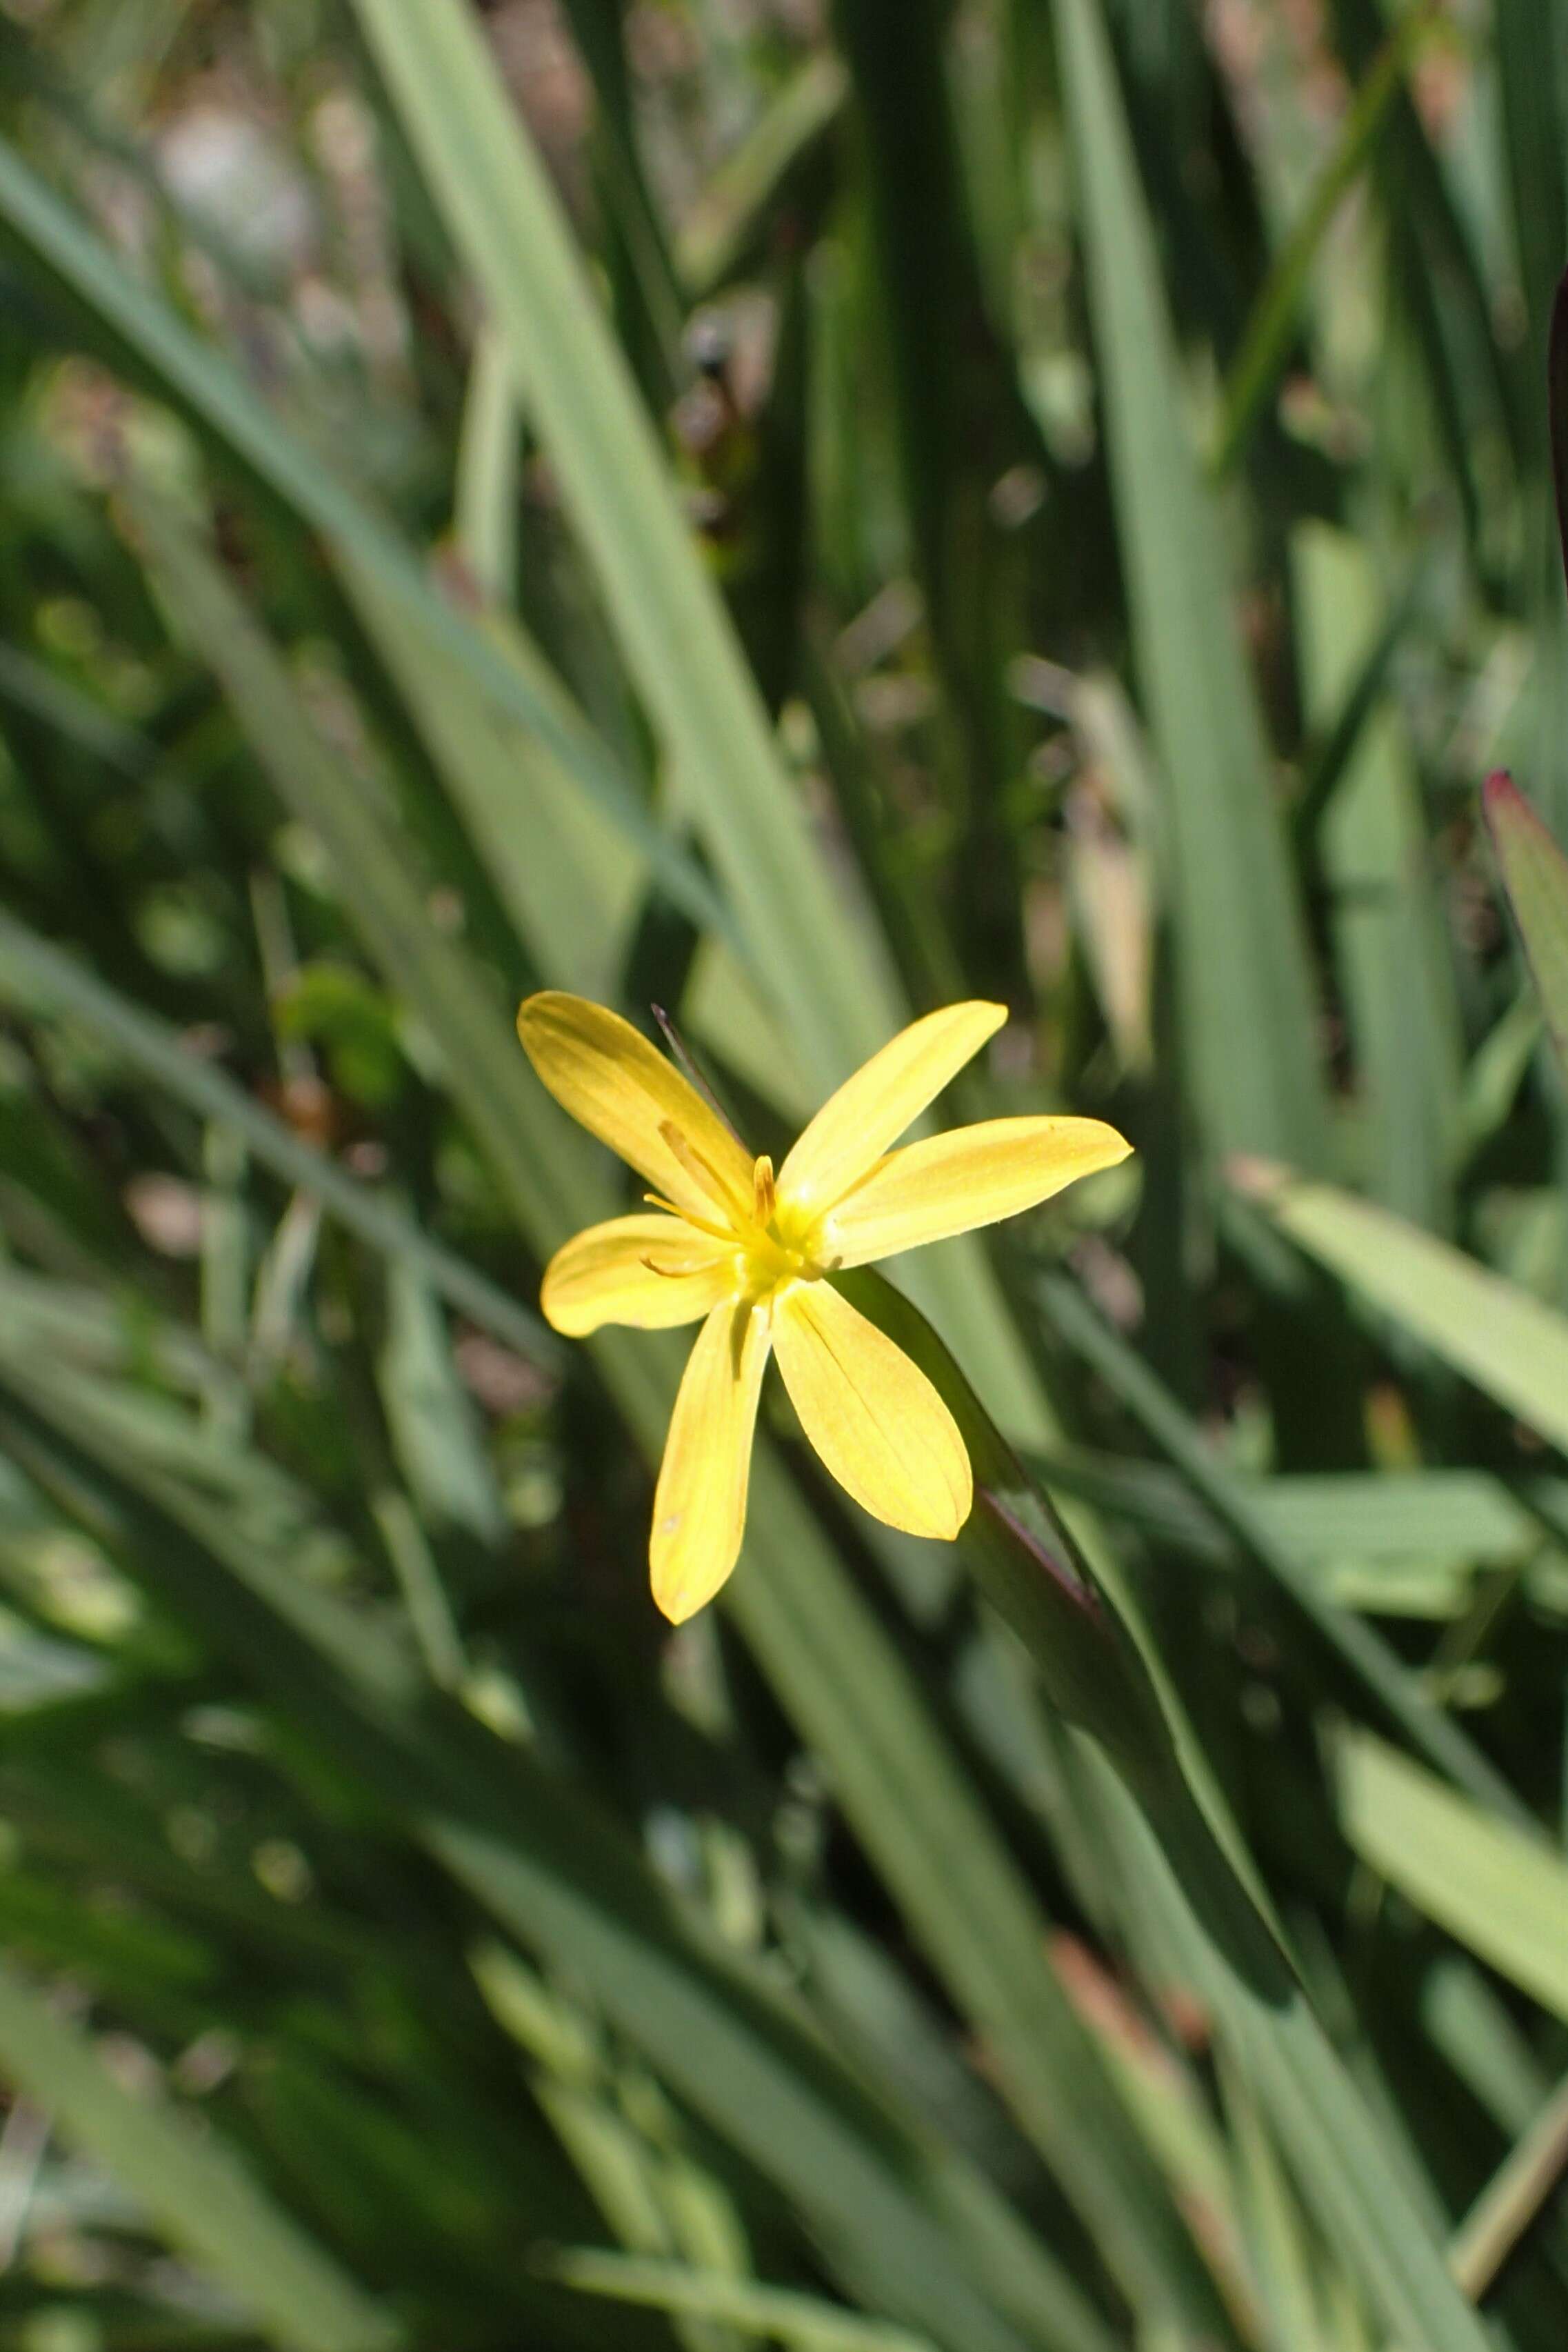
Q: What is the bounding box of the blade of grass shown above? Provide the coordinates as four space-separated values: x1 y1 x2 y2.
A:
1291 569 1419 861
832 0 1032 998
1032 1268 1528 1821
1425 1960 1553 2138
1483 772 1568 1085
1025 1452 1563 1586
836 1265 1496 2352
1551 268 1568 602
378 1255 507 1549
0 1358 1094 2352
471 1940 759 2352
347 0 903 1093
721 1459 1232 2346
1051 0 1329 1175
1449 2069 1568 2302
677 52 848 299
1499 23 1568 842
0 134 729 945
0 907 560 1371
1343 0 1527 471
325 7 1062 1454
1334 1731 1568 2024
0 641 154 781
1074 1743 1496 2352
1458 990 1545 1169
1221 2067 1332 2352
126 481 590 1256
125 486 1222 2346
543 2249 934 2350
1296 525 1462 1228
1239 1166 1568 1456
1212 6 1436 478
453 322 521 610
0 1956 399 2352
554 0 685 401
337 561 641 1008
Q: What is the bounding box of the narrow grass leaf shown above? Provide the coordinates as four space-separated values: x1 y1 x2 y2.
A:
840 1267 1496 2352
1213 9 1434 477
722 1457 1219 2349
0 1955 399 2352
1483 772 1568 1084
1297 526 1461 1226
1034 1271 1524 1820
1050 0 1329 1175
0 134 726 941
1221 2071 1329 2352
1073 1751 1495 2352
545 2250 935 2350
379 1257 507 1546
126 484 592 1255
453 321 521 608
1336 1731 1568 2024
0 1357 1090 2352
339 561 641 1007
115 489 1189 2350
1552 267 1568 599
1242 1168 1568 1455
677 53 848 297
348 0 903 1094
328 7 1061 1457
1448 2068 1568 2302
0 906 559 1369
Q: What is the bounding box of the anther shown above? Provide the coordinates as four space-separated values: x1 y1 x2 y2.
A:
657 1119 748 1219
752 1154 776 1226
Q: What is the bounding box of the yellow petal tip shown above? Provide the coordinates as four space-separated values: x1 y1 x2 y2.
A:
516 988 559 1041
898 1456 972 1543
650 1545 738 1625
651 1581 701 1626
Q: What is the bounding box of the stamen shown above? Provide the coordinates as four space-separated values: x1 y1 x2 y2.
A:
657 1118 749 1220
642 1191 734 1244
752 1154 776 1226
640 1253 714 1279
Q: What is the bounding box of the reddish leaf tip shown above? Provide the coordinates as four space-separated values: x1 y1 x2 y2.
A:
1225 1153 1290 1201
1482 771 1556 857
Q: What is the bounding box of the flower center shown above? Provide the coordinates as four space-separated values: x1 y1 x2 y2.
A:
737 1153 821 1302
648 1129 828 1306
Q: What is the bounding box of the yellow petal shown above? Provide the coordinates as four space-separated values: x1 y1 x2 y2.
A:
772 1279 970 1539
819 1116 1132 1268
776 1001 1007 1215
518 992 754 1227
650 1298 771 1624
541 1215 738 1337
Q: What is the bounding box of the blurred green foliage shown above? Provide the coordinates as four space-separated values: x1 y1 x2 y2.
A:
0 2 1565 2349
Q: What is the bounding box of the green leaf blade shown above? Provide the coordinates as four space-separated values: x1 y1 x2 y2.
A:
1050 0 1329 1176
1484 770 1568 1084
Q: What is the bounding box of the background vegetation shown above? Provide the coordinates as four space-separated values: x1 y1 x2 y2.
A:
0 1 1566 2347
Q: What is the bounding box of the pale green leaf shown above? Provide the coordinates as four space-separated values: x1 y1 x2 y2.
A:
1336 1731 1568 2023
0 1957 398 2352
1485 771 1568 1084
1244 1170 1568 1454
1050 0 1329 1174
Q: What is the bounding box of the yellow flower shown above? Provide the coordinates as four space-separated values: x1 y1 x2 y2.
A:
518 993 1132 1623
